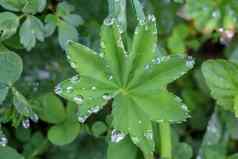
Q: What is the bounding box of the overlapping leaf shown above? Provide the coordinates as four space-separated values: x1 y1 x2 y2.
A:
202 60 238 114
55 15 194 157
185 0 238 33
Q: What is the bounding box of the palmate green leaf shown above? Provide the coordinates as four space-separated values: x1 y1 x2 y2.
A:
202 60 238 113
107 137 138 159
0 146 24 159
56 15 193 157
0 50 23 86
0 12 19 41
19 15 45 51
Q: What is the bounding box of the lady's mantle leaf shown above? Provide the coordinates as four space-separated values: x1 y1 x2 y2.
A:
56 15 193 156
202 59 238 113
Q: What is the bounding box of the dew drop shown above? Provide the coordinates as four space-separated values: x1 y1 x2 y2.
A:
30 113 39 123
70 76 80 83
144 64 150 70
0 133 7 147
111 129 126 143
66 86 73 93
102 93 112 100
89 106 100 114
144 129 153 140
108 75 113 80
22 119 30 129
71 62 77 68
186 56 195 68
74 96 84 104
104 17 114 26
148 14 156 22
138 120 142 124
91 86 96 90
78 115 89 123
55 84 62 95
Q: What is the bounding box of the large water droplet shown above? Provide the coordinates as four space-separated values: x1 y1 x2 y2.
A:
0 133 7 147
104 17 114 26
66 86 73 93
111 129 126 143
102 93 112 100
186 56 195 68
78 115 89 123
148 14 156 22
88 106 100 114
144 129 153 140
22 119 30 129
55 84 62 95
30 113 39 123
91 86 96 90
74 96 84 104
70 76 80 83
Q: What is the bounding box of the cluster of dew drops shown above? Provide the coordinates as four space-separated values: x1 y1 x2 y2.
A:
55 74 114 124
0 112 39 147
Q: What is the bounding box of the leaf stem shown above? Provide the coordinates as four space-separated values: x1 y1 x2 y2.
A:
159 122 172 159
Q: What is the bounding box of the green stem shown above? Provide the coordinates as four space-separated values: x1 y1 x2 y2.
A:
159 122 172 159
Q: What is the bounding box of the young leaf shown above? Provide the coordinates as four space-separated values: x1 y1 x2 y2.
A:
0 12 19 41
107 137 138 159
47 120 80 146
202 59 238 113
32 93 66 124
19 15 45 51
58 21 79 50
0 50 23 86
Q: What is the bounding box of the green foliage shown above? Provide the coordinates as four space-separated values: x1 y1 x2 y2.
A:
202 60 238 114
0 0 238 159
185 0 238 33
55 15 194 157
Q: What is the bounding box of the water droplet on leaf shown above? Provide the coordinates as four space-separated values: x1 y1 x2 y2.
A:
111 129 126 143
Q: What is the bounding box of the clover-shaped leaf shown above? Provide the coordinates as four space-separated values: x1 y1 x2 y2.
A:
0 0 46 14
44 2 83 49
202 59 238 115
0 12 19 41
19 15 45 51
185 0 238 33
55 15 194 156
